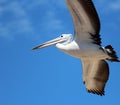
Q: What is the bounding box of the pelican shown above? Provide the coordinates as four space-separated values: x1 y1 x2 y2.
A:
32 0 120 96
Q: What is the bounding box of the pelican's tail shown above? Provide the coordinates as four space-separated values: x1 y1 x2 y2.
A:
104 45 120 62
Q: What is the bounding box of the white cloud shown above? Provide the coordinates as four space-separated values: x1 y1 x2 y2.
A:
20 0 65 10
20 0 48 9
0 0 66 40
0 25 10 39
109 1 120 11
94 1 120 26
0 0 7 3
1 0 120 41
43 11 64 31
0 1 33 40
95 0 120 12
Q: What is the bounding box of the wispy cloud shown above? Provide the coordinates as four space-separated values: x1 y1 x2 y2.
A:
0 1 33 40
43 11 64 31
21 0 65 9
109 1 120 11
24 0 65 30
21 0 66 39
0 0 66 40
96 0 120 12
94 1 120 26
1 0 120 41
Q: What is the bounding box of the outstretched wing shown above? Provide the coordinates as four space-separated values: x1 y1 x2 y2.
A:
81 59 109 96
66 0 101 45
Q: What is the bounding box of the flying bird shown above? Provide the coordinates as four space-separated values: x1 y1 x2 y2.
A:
32 0 119 96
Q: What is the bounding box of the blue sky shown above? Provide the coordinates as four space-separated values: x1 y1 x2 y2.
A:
0 0 120 105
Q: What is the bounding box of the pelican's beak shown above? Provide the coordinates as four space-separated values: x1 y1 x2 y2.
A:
32 37 64 50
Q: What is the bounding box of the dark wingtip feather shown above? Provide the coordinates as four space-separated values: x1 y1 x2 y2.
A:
87 88 105 96
105 45 120 62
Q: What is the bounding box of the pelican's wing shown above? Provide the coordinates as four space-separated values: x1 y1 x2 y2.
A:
81 59 109 96
66 0 101 45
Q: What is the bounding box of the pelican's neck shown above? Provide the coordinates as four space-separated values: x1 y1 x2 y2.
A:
56 41 81 58
56 43 66 50
56 40 78 51
56 41 72 51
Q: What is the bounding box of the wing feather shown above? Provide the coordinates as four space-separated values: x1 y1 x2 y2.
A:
81 59 109 96
66 0 101 44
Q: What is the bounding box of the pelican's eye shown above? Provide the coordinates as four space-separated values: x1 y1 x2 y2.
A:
61 35 63 37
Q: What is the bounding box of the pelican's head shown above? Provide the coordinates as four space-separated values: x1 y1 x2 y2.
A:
32 34 73 50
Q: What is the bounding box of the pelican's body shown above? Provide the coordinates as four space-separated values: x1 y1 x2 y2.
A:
32 0 119 96
56 36 106 59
